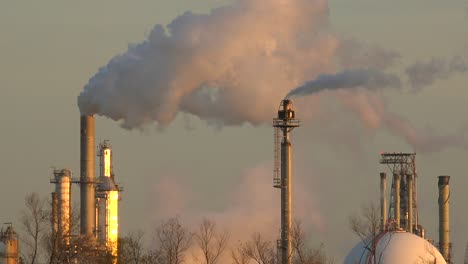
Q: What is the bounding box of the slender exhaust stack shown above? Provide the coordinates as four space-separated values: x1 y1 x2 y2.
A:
273 100 300 264
394 174 401 229
438 175 450 263
407 174 413 233
380 172 387 232
80 115 96 237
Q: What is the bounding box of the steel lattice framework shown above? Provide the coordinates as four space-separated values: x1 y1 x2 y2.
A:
380 152 419 233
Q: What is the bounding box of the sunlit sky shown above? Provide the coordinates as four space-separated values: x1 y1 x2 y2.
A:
1 0 467 262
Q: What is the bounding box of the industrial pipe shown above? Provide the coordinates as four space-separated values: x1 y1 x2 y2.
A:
394 174 400 229
438 175 450 263
380 172 387 232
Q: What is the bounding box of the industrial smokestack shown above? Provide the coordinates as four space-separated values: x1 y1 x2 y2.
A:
380 172 387 232
273 99 300 264
80 115 96 237
394 174 401 229
438 175 450 263
407 174 413 233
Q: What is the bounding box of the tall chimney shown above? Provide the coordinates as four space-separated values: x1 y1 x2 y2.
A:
380 172 387 232
80 115 96 237
438 175 450 263
394 174 401 229
273 100 300 264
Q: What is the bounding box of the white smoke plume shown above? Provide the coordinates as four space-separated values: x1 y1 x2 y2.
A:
405 56 467 91
78 0 337 127
285 69 401 99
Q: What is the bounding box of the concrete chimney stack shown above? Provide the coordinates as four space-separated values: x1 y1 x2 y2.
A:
80 115 96 237
438 175 450 263
380 172 387 232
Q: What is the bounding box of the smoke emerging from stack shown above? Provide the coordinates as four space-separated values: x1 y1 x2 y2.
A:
285 69 401 98
78 0 337 127
77 0 466 152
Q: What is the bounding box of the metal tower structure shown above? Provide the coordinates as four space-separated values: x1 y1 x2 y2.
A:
50 168 72 263
379 152 419 234
96 140 121 263
273 99 300 264
0 223 19 264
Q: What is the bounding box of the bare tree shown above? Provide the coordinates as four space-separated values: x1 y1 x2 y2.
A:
195 218 229 264
349 202 380 264
231 243 250 264
242 233 275 264
20 193 48 264
291 220 331 264
154 217 193 264
119 230 153 264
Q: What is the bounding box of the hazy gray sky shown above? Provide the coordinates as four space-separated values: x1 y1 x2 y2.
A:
1 0 467 262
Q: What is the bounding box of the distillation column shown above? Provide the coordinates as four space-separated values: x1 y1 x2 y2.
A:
407 174 413 233
50 169 72 255
0 224 19 264
273 100 300 264
438 175 450 263
96 141 120 262
80 115 96 238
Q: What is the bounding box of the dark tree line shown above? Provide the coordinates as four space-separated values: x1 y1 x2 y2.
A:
18 193 333 264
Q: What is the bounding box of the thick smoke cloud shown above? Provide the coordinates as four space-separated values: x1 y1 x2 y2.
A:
78 0 337 127
78 0 466 152
286 69 401 98
405 56 467 91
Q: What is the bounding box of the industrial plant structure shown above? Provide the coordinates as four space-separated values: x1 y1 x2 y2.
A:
50 168 72 262
273 99 300 264
96 141 120 261
44 115 121 262
344 152 452 264
0 224 19 264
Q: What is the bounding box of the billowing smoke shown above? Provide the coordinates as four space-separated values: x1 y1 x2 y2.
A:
78 0 465 152
78 0 337 127
286 69 401 99
405 56 467 90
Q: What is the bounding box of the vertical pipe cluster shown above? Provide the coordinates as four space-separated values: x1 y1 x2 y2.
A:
438 175 450 263
394 174 401 229
380 172 387 232
80 115 96 237
281 138 292 264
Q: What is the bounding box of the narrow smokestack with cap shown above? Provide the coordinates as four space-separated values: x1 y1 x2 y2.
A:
80 115 96 237
438 175 450 263
380 172 387 232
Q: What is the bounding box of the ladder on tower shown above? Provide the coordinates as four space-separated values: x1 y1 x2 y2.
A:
273 127 281 188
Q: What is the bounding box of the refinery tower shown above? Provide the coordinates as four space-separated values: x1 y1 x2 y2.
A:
273 99 300 264
96 141 120 261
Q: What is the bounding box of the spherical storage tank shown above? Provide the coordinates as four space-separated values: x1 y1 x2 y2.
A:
344 231 446 264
